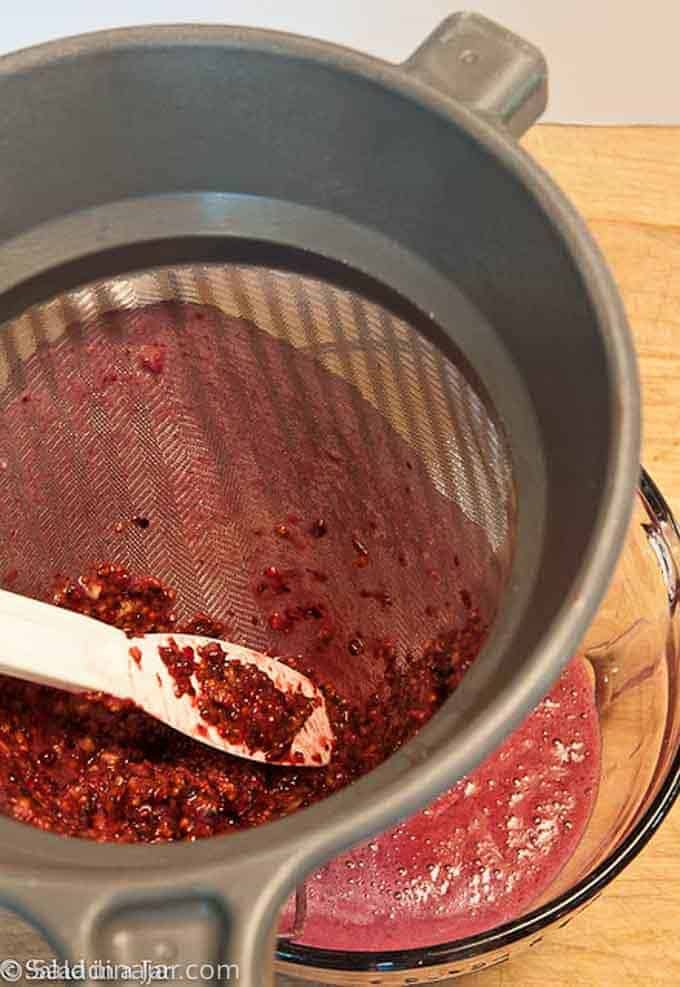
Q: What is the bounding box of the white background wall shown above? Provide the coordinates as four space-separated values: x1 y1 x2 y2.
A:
3 1 679 123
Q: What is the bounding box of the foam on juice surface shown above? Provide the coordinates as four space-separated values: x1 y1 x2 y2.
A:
281 657 600 949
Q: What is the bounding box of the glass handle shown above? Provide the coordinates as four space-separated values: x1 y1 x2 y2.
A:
580 469 676 709
640 467 680 614
277 882 309 942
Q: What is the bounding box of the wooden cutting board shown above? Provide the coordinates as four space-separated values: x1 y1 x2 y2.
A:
1 126 678 987
461 124 680 987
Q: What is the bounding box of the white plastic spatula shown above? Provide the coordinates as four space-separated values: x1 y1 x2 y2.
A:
0 588 333 766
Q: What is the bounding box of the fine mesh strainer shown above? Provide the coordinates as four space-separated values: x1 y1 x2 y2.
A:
0 262 512 633
0 13 639 987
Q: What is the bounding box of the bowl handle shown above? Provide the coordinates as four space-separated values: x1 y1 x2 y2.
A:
640 467 680 614
404 12 548 138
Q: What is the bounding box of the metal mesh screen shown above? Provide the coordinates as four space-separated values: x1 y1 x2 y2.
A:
0 263 515 699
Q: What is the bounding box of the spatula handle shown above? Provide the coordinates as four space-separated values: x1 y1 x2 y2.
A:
0 588 121 694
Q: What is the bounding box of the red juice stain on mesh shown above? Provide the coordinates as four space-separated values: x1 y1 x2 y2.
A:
279 657 600 949
0 302 502 704
137 343 166 375
0 301 500 843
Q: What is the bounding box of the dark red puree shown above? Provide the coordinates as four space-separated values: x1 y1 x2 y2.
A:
0 563 484 842
0 302 494 844
157 637 317 762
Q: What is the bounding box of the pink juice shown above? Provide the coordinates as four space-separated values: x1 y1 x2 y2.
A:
280 657 600 949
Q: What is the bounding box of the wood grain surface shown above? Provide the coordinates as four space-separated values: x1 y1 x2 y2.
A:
1 126 679 987
459 124 680 987
278 125 680 987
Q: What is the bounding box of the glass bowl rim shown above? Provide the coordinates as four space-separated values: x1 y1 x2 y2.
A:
277 468 680 974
